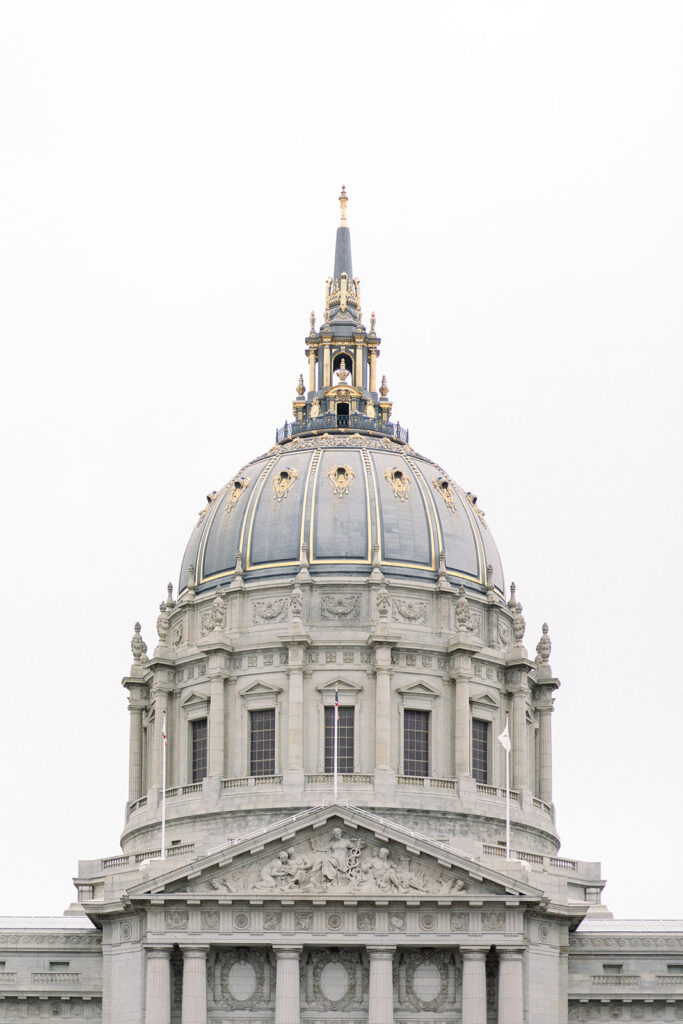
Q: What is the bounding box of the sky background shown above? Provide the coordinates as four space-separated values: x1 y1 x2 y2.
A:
1 1 681 919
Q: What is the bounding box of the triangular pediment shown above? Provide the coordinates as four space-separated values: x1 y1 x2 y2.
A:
470 691 498 708
126 805 542 905
316 677 364 694
237 679 283 697
181 689 209 708
396 680 440 697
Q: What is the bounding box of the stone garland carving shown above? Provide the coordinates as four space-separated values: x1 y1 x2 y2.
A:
498 619 511 647
211 947 272 1011
399 949 453 1013
225 476 250 513
481 910 505 931
264 653 274 666
164 910 188 929
322 594 360 619
392 598 428 624
469 610 482 637
384 466 411 500
272 467 299 502
327 463 356 496
200 610 213 637
251 598 287 624
432 475 457 513
307 948 365 1011
205 830 468 896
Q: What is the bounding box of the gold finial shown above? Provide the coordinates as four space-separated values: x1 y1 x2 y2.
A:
339 185 348 225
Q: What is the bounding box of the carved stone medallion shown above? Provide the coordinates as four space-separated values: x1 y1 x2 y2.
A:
392 597 428 624
225 476 250 513
433 475 457 513
322 594 360 620
272 467 299 502
251 598 287 624
384 466 411 501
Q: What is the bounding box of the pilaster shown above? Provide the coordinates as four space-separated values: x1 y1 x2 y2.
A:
461 947 488 1024
498 948 524 1024
368 946 395 1024
144 945 172 1024
273 945 302 1024
180 945 209 1024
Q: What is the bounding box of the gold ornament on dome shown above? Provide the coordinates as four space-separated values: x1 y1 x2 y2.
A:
327 464 356 497
384 467 411 501
225 476 251 514
272 467 300 502
433 476 457 514
196 491 218 526
335 358 350 383
466 491 487 529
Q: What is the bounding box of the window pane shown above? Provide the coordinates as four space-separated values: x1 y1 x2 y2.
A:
403 709 429 777
250 708 276 776
191 718 208 783
472 719 488 783
324 706 354 773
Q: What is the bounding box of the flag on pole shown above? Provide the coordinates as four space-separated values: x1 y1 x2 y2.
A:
498 721 511 752
162 716 167 748
334 687 340 722
333 687 340 803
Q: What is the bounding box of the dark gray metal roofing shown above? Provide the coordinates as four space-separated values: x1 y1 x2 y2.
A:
333 225 353 281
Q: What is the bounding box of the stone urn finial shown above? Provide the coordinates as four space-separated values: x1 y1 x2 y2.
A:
536 622 552 665
455 585 470 630
156 601 170 642
211 588 226 631
131 622 148 663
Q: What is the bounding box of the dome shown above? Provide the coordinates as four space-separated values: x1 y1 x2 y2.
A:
179 434 504 597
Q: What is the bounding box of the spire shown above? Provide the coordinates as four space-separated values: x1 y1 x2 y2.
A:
333 185 353 282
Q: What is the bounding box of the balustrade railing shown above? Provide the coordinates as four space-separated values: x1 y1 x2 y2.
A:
276 413 408 444
482 843 578 872
592 975 640 986
305 773 373 785
32 973 80 984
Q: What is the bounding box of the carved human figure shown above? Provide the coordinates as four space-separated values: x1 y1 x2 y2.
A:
455 585 470 629
319 828 356 884
211 589 226 630
156 602 169 642
258 851 290 889
363 847 403 892
365 398 375 417
285 847 313 889
290 585 303 619
310 398 321 418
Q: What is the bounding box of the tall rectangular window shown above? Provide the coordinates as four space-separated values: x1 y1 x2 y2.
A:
191 718 208 783
471 719 489 783
403 709 429 777
324 706 354 773
250 708 276 776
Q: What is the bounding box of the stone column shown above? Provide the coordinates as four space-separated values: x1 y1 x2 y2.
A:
151 689 169 790
498 949 524 1024
308 350 316 392
128 703 144 802
368 946 395 1024
323 346 331 387
144 946 172 1024
355 344 363 387
208 673 225 778
372 643 393 773
511 685 528 791
369 350 377 392
273 945 302 1024
180 946 208 1024
454 673 471 776
461 947 487 1024
537 701 553 804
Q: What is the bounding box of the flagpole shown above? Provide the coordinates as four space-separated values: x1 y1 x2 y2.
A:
333 695 339 803
161 712 167 860
504 714 511 860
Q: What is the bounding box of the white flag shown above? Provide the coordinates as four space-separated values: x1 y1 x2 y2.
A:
498 721 511 752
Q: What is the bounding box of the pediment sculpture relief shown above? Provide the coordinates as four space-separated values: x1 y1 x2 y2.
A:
203 828 467 896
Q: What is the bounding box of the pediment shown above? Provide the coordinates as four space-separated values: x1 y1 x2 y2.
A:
324 384 363 399
238 679 283 698
396 680 440 697
181 689 210 708
470 691 498 708
316 677 364 694
127 805 542 905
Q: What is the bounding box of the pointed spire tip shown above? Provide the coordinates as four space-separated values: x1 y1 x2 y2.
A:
339 185 348 226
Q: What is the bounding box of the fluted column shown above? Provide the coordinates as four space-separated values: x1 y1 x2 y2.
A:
308 350 316 392
372 642 394 773
461 947 487 1024
537 701 553 803
144 946 172 1024
454 673 471 776
510 685 528 790
368 946 395 1024
151 689 169 789
128 704 144 801
180 946 208 1024
498 949 524 1024
369 349 377 392
208 674 225 777
273 945 302 1024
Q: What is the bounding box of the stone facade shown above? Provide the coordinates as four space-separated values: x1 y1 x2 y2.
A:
1 192 681 1022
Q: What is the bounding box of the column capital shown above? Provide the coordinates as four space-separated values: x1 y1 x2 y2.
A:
179 945 210 957
460 946 489 959
497 947 525 960
144 944 173 958
272 944 303 959
367 946 396 959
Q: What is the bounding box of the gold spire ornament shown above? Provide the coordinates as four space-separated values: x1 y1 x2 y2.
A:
339 185 348 225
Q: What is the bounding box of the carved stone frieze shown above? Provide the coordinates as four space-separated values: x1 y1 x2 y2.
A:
392 598 428 624
164 910 188 930
321 594 360 620
481 910 505 931
251 598 287 624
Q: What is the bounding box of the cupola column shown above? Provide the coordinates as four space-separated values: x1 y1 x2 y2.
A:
127 698 145 802
369 348 377 393
368 636 398 780
282 636 310 784
368 947 395 1024
461 947 488 1024
454 672 471 776
509 678 529 791
273 945 302 1024
208 672 225 778
535 685 557 804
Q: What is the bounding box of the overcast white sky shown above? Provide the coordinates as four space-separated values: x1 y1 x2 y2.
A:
1 2 681 919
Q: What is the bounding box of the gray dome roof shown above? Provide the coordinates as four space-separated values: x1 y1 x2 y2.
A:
179 434 504 597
